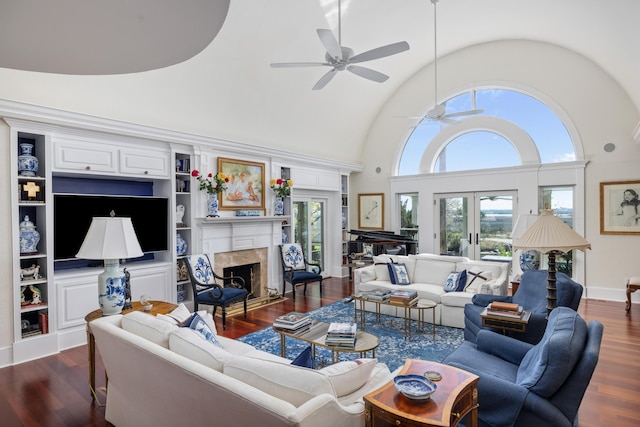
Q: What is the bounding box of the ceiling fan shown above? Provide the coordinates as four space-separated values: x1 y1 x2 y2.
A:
270 0 410 90
417 0 483 125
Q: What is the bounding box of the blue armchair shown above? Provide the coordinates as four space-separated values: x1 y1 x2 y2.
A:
444 307 603 427
185 254 248 330
464 269 583 344
279 243 323 299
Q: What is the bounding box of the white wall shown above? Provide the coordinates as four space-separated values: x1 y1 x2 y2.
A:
354 40 640 301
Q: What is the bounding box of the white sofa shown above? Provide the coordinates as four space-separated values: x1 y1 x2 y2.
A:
353 254 509 328
90 309 395 427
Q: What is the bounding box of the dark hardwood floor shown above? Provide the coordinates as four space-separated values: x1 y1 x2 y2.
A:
0 276 637 426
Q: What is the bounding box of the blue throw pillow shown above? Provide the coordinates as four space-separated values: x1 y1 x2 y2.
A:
444 270 467 292
291 345 314 369
387 263 410 285
187 312 223 348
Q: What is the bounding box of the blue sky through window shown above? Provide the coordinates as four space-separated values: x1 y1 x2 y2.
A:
399 89 575 175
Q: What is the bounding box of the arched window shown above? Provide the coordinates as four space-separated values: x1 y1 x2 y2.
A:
399 89 575 175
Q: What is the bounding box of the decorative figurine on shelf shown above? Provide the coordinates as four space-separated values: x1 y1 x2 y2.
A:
30 285 42 305
19 215 40 255
18 142 39 176
191 169 228 217
176 204 186 227
20 264 41 281
123 268 132 310
270 178 293 216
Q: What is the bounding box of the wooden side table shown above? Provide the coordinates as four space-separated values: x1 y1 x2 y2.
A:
364 359 479 427
85 300 178 405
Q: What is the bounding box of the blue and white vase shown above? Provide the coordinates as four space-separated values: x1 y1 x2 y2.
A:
176 284 186 303
207 193 219 217
519 249 541 271
274 196 284 216
18 143 39 177
282 229 288 244
176 232 187 256
99 260 126 315
19 215 40 254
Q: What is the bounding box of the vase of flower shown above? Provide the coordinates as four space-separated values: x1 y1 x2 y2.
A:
208 193 219 217
18 143 39 177
274 196 284 216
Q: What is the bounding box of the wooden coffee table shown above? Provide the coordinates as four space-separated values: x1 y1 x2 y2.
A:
364 359 479 427
274 318 379 364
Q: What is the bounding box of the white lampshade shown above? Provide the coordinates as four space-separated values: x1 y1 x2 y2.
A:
76 216 143 260
513 209 591 253
76 215 143 316
511 213 539 242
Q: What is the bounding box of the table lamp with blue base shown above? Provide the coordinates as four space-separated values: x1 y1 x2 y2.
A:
76 211 143 316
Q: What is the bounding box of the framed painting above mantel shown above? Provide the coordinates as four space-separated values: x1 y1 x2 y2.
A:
600 180 640 235
217 157 265 211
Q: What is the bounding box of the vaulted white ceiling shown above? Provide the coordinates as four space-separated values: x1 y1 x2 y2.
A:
0 0 638 164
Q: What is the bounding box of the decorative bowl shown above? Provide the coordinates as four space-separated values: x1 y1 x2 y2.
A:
393 374 437 400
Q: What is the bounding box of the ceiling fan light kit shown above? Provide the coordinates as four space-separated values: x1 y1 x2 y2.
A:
270 0 410 90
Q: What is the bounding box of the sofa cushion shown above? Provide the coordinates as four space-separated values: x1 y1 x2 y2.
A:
319 358 377 397
121 311 178 348
388 263 411 285
169 328 232 371
516 307 587 397
223 356 335 407
444 270 467 292
412 259 457 286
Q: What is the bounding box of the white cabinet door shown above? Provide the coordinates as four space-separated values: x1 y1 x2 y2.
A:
53 138 118 174
120 148 171 178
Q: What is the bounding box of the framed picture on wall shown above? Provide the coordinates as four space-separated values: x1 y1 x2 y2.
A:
600 180 640 235
358 193 384 230
217 157 265 211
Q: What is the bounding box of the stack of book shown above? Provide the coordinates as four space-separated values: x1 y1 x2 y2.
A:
388 289 419 306
365 289 392 301
486 301 524 319
325 322 357 349
273 312 312 333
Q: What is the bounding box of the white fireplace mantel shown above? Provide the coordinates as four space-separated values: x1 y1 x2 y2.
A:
196 215 290 292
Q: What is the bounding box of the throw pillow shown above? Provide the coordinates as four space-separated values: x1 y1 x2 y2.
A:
387 263 411 285
372 256 392 281
169 328 232 371
157 304 218 335
291 345 314 369
444 270 467 292
465 269 493 292
319 358 376 397
188 312 223 348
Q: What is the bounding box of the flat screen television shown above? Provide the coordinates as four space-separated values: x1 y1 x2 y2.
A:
54 194 169 261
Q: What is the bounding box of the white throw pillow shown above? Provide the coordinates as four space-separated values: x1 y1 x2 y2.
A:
121 311 178 348
223 356 335 407
157 304 218 335
319 358 376 397
169 328 231 371
373 256 392 281
465 268 493 293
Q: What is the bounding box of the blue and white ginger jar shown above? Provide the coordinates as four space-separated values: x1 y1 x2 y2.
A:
176 232 187 256
19 215 40 254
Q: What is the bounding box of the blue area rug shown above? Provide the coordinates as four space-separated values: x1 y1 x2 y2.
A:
238 300 464 371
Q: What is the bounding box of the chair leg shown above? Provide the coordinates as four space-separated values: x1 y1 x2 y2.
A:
243 298 247 319
303 283 308 295
212 306 218 317
221 307 227 330
319 278 323 297
291 283 295 299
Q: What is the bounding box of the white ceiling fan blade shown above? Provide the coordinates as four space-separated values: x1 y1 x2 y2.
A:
317 29 343 61
312 68 338 90
440 117 460 125
442 109 485 118
271 62 331 68
350 41 410 64
347 65 389 83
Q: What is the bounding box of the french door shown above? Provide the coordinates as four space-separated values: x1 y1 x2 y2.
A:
436 191 516 261
293 198 325 270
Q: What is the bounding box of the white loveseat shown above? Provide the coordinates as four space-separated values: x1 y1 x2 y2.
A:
90 309 395 427
353 254 509 328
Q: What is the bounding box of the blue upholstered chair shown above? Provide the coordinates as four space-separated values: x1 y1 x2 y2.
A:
464 269 583 344
185 254 248 329
444 307 603 427
279 243 323 299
